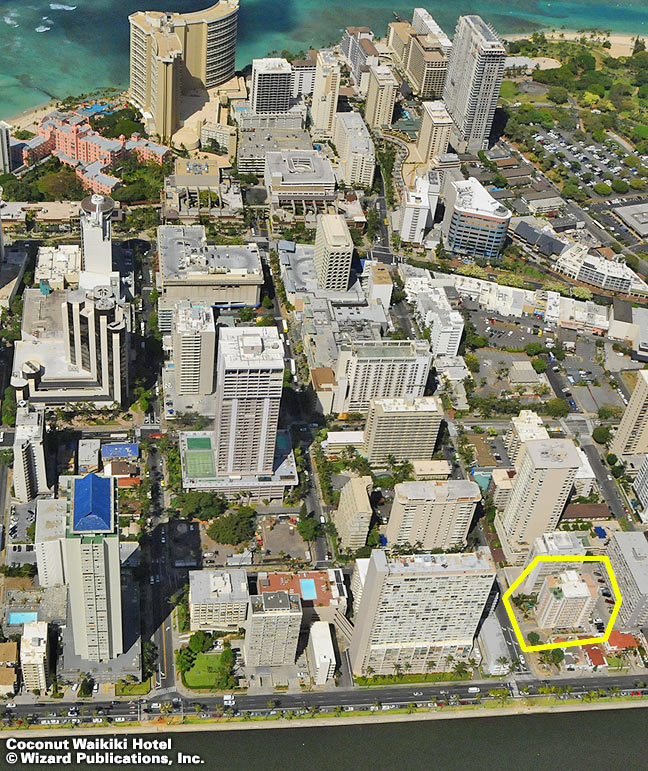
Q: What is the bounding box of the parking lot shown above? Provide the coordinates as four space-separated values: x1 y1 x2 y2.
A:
259 518 310 561
533 127 648 202
6 501 36 546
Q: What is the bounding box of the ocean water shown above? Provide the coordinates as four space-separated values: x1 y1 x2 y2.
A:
5 709 647 771
1 0 648 121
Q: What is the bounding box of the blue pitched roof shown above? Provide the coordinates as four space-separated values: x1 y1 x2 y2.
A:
101 442 139 460
73 474 112 532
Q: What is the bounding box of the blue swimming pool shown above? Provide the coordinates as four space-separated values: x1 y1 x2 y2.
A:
299 578 317 600
472 470 492 492
8 612 37 625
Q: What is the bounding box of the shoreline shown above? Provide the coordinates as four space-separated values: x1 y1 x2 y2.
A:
502 29 645 58
5 698 648 739
2 28 646 126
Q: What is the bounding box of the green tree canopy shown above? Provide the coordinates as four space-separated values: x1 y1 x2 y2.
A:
206 506 256 545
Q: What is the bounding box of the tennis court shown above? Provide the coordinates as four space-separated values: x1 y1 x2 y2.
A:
187 437 213 450
185 450 216 478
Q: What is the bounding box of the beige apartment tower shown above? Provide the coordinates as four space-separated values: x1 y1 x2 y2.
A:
311 50 340 139
20 621 49 693
171 301 216 396
611 370 648 456
129 1 239 139
363 396 442 465
313 214 354 291
535 571 597 630
189 569 249 631
350 549 495 675
365 66 398 128
417 101 452 161
334 476 373 551
495 439 580 566
215 327 284 476
404 34 448 98
386 480 481 550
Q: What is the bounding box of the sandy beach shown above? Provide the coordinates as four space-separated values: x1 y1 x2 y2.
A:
503 30 644 59
4 101 57 132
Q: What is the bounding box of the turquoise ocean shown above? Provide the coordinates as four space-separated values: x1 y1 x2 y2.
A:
1 0 648 121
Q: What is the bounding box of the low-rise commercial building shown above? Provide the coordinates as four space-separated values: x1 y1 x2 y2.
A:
157 225 263 307
556 244 648 296
255 569 347 623
264 150 336 204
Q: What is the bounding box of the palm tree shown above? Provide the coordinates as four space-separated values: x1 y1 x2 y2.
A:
365 665 375 679
333 705 343 717
406 703 415 714
496 656 510 674
393 662 403 679
425 660 436 680
444 654 455 671
452 661 469 678
160 702 173 714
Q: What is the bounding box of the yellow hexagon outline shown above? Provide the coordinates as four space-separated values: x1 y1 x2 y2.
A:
501 555 623 652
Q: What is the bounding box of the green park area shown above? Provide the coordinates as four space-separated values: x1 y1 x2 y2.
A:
183 651 235 690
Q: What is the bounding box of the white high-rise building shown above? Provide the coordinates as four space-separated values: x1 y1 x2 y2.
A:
520 532 586 594
386 480 481 550
442 177 511 258
335 340 432 413
365 65 398 128
79 195 115 277
0 185 4 262
611 370 648 456
333 112 375 188
411 9 452 55
350 549 495 674
13 405 48 503
250 58 293 114
417 101 452 161
608 532 648 629
172 301 216 395
291 55 316 98
0 122 10 175
245 591 302 666
311 50 340 139
63 286 129 406
633 454 648 513
400 171 440 246
495 439 581 566
215 327 284 475
505 410 549 468
20 621 49 693
63 474 123 662
313 214 354 291
442 15 506 153
363 395 442 465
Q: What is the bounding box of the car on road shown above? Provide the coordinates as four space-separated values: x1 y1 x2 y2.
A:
413 691 423 697
6 703 15 709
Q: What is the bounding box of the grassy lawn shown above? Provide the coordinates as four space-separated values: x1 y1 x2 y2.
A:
184 652 226 690
500 81 519 101
115 680 151 696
